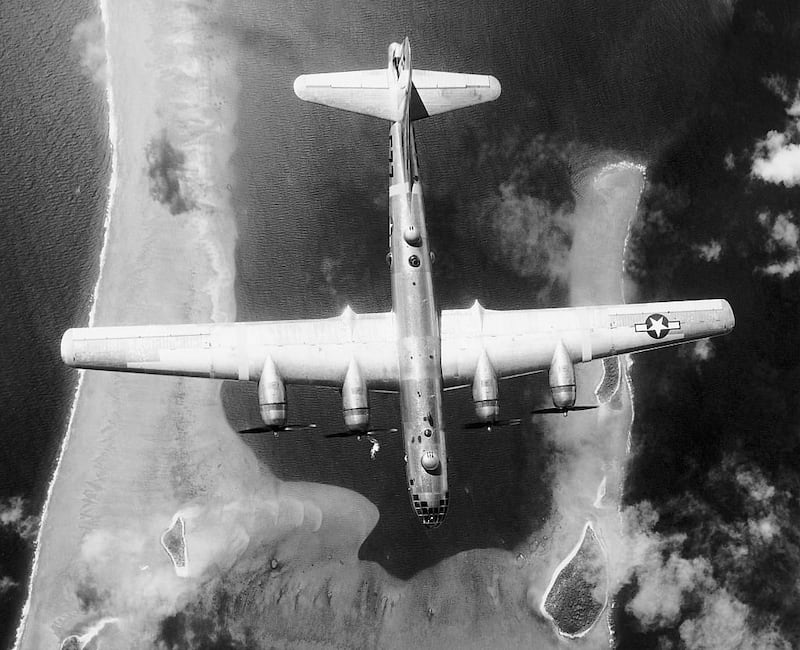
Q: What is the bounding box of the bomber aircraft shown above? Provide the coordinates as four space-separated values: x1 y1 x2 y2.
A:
61 39 735 528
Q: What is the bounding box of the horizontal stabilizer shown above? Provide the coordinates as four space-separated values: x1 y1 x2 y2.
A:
294 70 396 120
410 70 501 119
294 69 500 121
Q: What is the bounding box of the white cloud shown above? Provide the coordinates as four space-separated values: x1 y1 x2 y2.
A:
736 467 777 502
748 515 779 544
679 588 791 650
692 339 715 362
627 551 713 627
619 476 792 647
72 16 108 87
751 77 800 186
763 258 800 277
0 576 18 595
0 496 39 542
751 131 800 186
763 75 800 116
757 211 800 277
772 212 799 246
723 151 735 170
696 240 723 262
678 338 715 363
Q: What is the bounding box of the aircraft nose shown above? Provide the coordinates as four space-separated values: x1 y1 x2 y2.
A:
421 510 446 528
411 491 449 528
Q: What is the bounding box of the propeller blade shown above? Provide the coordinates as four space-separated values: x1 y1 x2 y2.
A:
531 405 599 415
239 423 317 434
324 427 398 439
463 418 522 430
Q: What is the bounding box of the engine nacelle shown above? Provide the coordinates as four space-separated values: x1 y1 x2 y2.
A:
549 340 576 409
472 351 499 421
258 356 286 427
342 360 369 431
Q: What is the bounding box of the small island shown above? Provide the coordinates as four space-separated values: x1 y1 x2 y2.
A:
160 515 188 577
542 522 607 637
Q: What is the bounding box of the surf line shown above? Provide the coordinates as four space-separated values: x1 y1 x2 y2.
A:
608 160 645 645
13 1 119 645
538 161 647 642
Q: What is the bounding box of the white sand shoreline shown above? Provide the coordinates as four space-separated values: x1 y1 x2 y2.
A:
12 0 119 643
14 2 251 646
16 4 384 646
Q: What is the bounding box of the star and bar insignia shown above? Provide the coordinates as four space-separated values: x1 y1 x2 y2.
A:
634 313 681 339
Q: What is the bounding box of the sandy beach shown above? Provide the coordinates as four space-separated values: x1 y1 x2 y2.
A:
17 3 643 646
18 2 388 645
533 163 644 641
16 2 311 646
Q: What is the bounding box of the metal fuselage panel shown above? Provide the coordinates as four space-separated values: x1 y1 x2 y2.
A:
389 120 448 528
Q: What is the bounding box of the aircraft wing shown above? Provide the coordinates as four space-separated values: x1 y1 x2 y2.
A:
61 310 400 391
63 299 734 391
440 299 735 386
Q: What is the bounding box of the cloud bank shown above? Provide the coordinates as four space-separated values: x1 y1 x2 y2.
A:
757 211 800 277
751 77 800 187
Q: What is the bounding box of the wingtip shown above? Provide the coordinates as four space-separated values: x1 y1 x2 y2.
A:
293 75 308 100
60 329 75 365
721 298 735 331
488 75 501 101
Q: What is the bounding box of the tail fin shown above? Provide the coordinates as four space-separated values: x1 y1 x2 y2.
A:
293 39 500 122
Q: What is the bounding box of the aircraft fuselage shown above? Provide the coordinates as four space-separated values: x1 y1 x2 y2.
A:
388 115 449 528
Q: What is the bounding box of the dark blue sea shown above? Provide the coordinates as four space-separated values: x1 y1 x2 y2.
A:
2 0 799 647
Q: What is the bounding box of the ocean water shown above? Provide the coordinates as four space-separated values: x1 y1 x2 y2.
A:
218 0 692 579
6 0 797 645
222 3 559 579
0 0 108 644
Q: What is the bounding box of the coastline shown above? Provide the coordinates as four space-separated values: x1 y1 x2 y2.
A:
14 2 252 646
533 162 645 641
16 4 382 646
14 3 648 643
13 0 119 643
187 163 648 649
